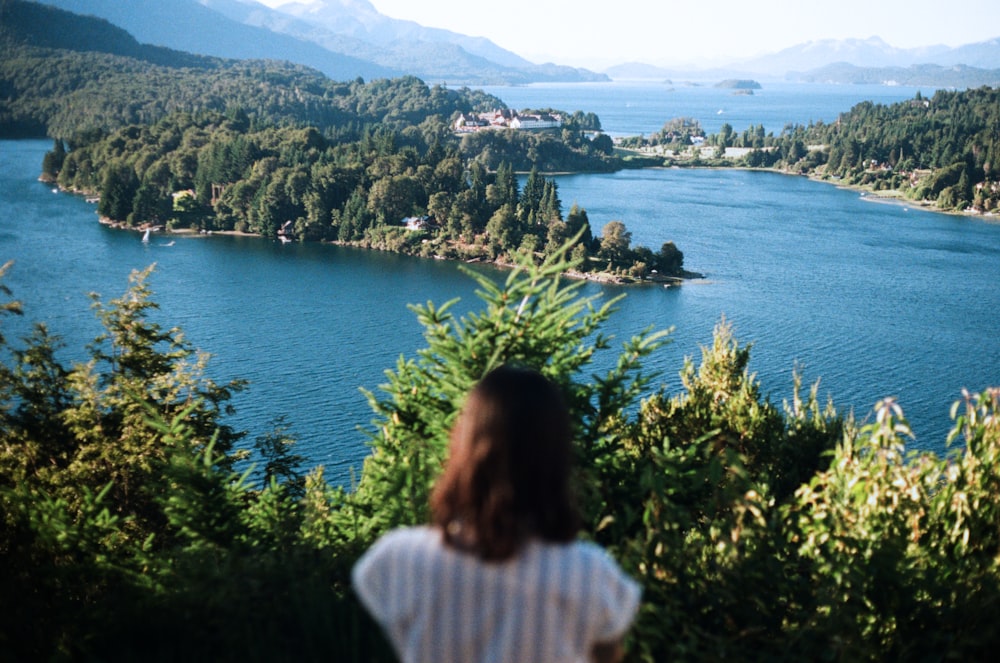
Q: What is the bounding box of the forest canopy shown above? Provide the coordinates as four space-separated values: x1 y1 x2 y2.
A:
669 87 1000 213
44 109 678 280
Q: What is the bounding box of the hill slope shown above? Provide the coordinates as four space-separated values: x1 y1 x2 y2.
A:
788 62 1000 87
27 0 398 80
31 0 607 83
0 0 504 137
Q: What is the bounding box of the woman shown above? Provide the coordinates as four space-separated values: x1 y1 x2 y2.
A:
352 365 641 663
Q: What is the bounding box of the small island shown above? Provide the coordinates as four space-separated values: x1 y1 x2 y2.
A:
714 79 763 90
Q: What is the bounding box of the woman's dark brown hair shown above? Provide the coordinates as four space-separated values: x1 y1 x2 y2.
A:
430 365 581 561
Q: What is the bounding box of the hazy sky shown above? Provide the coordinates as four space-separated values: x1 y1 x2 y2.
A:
258 0 1000 69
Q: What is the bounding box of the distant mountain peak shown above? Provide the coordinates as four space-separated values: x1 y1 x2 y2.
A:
243 0 607 81
823 36 888 50
802 35 889 46
276 0 383 23
288 0 380 12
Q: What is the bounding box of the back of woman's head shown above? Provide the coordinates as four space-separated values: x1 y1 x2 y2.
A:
430 365 580 561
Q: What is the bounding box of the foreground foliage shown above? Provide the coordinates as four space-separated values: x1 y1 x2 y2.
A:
1 252 999 661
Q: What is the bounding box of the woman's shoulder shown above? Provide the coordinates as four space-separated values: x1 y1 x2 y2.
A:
377 525 438 544
534 537 619 562
353 527 443 592
526 539 641 633
365 525 443 557
532 539 640 593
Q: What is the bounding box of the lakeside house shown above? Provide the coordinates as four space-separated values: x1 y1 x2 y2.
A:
403 215 435 231
454 109 563 133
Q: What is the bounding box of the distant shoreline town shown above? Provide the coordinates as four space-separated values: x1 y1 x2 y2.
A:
454 109 563 132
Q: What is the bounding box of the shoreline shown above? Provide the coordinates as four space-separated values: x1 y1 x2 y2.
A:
804 171 998 222
617 148 995 222
98 217 262 238
66 155 995 290
92 209 701 288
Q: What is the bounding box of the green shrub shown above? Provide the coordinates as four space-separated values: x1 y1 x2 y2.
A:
2 250 999 661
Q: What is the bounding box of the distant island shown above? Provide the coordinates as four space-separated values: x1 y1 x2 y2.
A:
714 79 762 90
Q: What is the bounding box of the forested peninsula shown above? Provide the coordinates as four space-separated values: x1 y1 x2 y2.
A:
1 0 685 283
621 87 1000 214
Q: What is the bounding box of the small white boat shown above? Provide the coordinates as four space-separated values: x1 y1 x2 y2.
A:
142 229 150 243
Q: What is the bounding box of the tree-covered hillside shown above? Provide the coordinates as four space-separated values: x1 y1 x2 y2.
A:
815 87 1000 211
648 86 1000 213
0 0 500 139
0 0 212 66
26 0 397 81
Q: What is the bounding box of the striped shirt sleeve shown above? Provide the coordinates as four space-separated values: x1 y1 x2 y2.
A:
579 542 642 643
352 527 420 626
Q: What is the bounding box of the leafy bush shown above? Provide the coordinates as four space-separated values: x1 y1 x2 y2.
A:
1 251 999 661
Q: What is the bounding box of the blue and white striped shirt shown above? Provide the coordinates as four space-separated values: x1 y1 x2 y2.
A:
352 526 641 663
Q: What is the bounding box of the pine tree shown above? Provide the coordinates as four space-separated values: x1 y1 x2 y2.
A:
98 161 139 221
340 246 667 539
41 138 66 180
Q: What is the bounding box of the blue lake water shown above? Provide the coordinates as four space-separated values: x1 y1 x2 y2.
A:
552 167 1000 446
478 80 931 136
2 82 998 484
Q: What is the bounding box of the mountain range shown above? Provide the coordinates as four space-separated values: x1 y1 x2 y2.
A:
608 36 1000 85
28 0 607 84
22 1 1000 85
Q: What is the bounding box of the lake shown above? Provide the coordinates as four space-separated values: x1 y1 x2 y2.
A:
478 80 932 136
1 82 997 484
